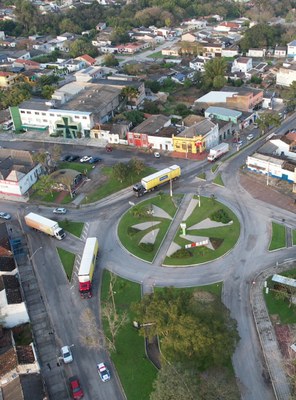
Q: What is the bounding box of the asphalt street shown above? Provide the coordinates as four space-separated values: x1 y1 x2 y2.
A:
1 113 296 399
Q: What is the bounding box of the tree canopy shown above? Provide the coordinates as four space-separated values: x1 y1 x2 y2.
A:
239 23 285 53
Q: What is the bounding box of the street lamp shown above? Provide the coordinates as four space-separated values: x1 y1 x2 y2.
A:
28 246 43 261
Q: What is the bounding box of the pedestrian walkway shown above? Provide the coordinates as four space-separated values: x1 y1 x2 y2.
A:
9 223 68 400
153 193 194 265
251 263 295 400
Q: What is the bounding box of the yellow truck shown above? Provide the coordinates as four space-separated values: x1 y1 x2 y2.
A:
133 165 181 197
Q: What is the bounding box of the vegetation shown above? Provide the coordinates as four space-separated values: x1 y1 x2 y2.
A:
101 271 157 400
213 173 224 187
12 323 32 345
293 230 296 246
240 23 285 52
57 247 75 280
255 112 281 135
269 222 286 250
59 220 84 238
133 287 239 398
203 58 227 90
198 172 206 180
210 209 231 224
103 54 119 67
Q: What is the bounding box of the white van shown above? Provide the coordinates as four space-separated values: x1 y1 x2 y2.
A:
3 120 13 131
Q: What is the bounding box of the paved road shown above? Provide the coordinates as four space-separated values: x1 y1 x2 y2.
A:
2 113 296 399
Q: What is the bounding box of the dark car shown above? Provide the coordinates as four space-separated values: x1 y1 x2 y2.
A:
89 157 102 164
69 376 84 399
68 155 80 162
60 155 72 162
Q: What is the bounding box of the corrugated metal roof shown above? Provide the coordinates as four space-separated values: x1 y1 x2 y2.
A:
195 91 237 103
205 106 241 118
272 274 296 288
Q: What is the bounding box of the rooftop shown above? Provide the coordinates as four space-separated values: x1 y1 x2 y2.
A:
132 114 170 134
205 106 242 118
178 118 216 138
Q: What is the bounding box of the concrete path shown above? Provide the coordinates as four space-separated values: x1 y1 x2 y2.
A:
153 193 194 265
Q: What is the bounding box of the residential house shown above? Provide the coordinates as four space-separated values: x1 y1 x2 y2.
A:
202 41 224 57
221 45 239 58
7 50 31 62
189 56 210 72
194 87 263 112
270 131 296 160
214 21 240 32
90 122 129 144
231 57 252 74
205 106 242 124
171 72 186 84
0 37 16 48
56 32 75 42
181 19 207 30
246 48 266 58
75 54 96 66
12 59 40 71
96 22 107 31
162 46 180 57
0 71 18 89
276 63 296 87
0 149 43 199
181 32 198 42
247 152 296 184
173 118 219 156
128 114 172 150
64 59 85 73
274 46 287 58
287 40 296 57
100 45 118 53
116 41 150 54
75 66 106 82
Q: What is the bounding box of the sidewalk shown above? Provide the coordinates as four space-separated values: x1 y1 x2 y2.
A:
9 222 68 400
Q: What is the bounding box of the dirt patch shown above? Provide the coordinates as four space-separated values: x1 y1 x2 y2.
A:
193 291 216 303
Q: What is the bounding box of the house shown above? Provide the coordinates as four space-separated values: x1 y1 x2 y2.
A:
128 114 171 148
194 87 263 112
116 41 149 54
287 40 296 57
231 57 252 74
173 118 219 156
181 32 198 42
202 41 224 57
276 63 296 87
75 54 96 66
181 19 207 30
96 22 107 31
7 50 31 62
189 56 210 72
270 131 296 160
247 152 296 184
221 45 239 58
205 106 242 124
246 48 266 58
0 71 18 89
75 66 105 82
274 46 287 58
214 21 240 32
0 149 43 200
1 374 45 400
64 59 85 73
12 59 40 71
162 46 180 57
90 122 129 144
171 72 186 84
56 32 75 42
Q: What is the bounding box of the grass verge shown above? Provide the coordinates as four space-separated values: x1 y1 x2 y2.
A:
58 162 93 174
83 165 156 204
57 248 75 280
59 220 84 237
293 230 296 246
269 222 286 250
197 172 206 180
118 194 182 262
211 164 218 173
264 269 296 324
101 271 157 400
213 173 224 186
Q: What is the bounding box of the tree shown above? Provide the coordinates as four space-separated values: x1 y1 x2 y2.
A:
129 157 145 176
204 58 227 90
110 28 130 45
41 85 55 100
145 80 161 94
59 175 74 198
239 24 284 53
103 54 119 67
150 363 198 400
112 162 129 183
123 110 144 126
198 367 240 400
69 39 98 58
59 18 81 34
32 151 48 171
33 175 55 197
285 81 296 111
121 86 139 106
0 82 32 110
256 112 281 135
14 0 39 34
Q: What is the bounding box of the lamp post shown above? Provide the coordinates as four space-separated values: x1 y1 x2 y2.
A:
28 246 43 262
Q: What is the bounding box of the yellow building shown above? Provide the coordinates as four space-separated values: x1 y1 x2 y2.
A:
173 119 218 156
0 71 18 89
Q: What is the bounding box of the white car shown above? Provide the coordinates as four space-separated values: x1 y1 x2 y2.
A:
247 134 254 141
154 152 160 158
0 212 11 220
97 362 110 382
80 156 92 163
61 346 73 364
53 208 67 215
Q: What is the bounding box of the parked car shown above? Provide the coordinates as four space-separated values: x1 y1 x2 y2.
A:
60 155 72 162
68 155 80 162
247 134 254 141
105 145 113 152
61 346 73 364
0 212 11 220
89 157 102 164
80 156 92 163
97 362 110 382
154 152 160 158
53 208 67 215
232 137 241 143
69 376 84 399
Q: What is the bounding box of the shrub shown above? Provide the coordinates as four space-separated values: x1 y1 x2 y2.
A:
127 227 140 236
139 242 154 252
210 237 224 250
171 248 192 258
210 209 231 223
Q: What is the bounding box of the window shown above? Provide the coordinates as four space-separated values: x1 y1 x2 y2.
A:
49 113 54 117
35 112 39 115
20 111 25 114
83 116 87 120
42 112 46 116
27 111 31 114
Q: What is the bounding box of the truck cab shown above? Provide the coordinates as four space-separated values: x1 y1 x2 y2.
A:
79 281 92 298
55 228 66 240
133 183 146 197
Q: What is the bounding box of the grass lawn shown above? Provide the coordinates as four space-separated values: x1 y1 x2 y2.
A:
211 164 218 173
269 222 286 250
57 247 75 280
197 172 206 180
164 196 240 266
101 271 157 400
147 51 164 58
213 173 224 187
264 269 296 324
59 220 84 237
13 323 33 345
83 165 156 204
30 190 62 203
59 162 93 174
118 194 182 262
155 282 223 297
293 230 296 245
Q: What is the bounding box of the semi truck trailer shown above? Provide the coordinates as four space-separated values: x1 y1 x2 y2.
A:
207 143 230 162
78 237 99 298
24 212 66 240
133 165 181 197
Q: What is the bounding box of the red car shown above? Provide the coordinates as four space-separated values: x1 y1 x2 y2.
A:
105 145 113 152
69 376 84 399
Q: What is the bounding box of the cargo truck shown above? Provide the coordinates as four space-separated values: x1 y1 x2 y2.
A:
78 237 99 298
207 143 229 162
133 165 181 197
24 212 66 240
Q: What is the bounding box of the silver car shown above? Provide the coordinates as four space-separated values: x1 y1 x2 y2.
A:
0 212 11 220
53 208 67 215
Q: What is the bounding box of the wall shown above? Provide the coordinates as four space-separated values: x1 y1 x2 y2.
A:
147 135 173 151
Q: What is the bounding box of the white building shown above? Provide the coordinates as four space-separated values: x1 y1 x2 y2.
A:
246 48 266 58
276 63 296 87
270 132 296 160
189 56 210 72
287 40 296 57
231 57 252 74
